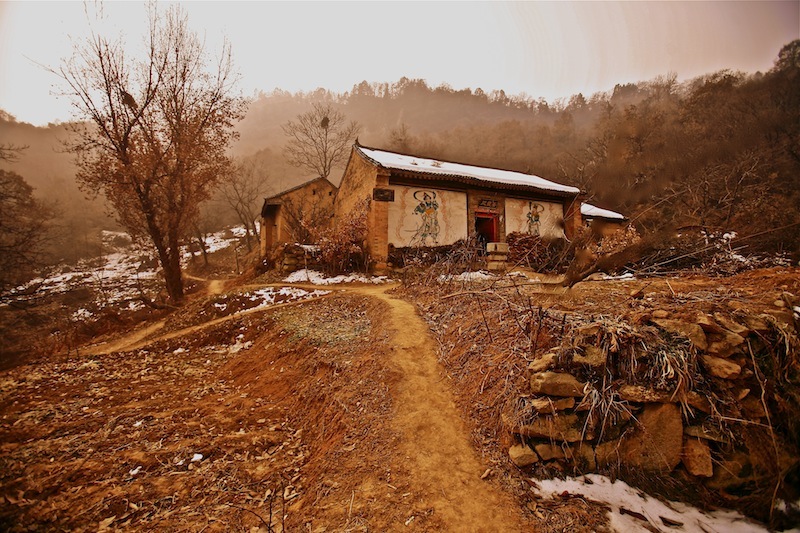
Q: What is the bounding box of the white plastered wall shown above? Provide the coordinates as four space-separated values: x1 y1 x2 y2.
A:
505 198 565 239
388 185 468 247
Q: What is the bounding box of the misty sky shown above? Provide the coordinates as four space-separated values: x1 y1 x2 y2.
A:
1 1 798 126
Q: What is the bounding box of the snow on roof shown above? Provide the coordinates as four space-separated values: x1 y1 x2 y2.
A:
581 203 626 220
357 146 580 195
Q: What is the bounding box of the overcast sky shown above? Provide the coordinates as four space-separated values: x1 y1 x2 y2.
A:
1 1 798 126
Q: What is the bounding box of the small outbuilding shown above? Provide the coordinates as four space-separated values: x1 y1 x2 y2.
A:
334 142 584 271
581 203 628 237
260 177 337 257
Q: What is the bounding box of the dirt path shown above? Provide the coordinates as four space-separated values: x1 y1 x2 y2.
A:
83 320 166 356
354 285 527 532
84 283 335 356
184 273 226 296
80 279 526 529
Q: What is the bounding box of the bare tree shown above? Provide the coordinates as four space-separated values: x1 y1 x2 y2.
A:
388 122 414 153
58 6 247 303
221 158 270 252
0 144 29 163
282 102 360 178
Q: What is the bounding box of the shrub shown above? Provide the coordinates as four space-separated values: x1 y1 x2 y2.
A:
316 198 370 274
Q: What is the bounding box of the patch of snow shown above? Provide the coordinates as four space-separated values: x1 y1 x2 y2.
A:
249 286 328 306
601 272 636 281
172 348 187 355
297 244 321 253
283 269 390 285
230 225 248 238
229 340 253 354
190 453 203 462
532 474 771 533
581 203 626 220
73 308 93 320
359 146 579 195
129 466 142 476
438 270 495 282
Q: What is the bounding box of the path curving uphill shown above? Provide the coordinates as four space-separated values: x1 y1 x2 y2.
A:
353 284 526 532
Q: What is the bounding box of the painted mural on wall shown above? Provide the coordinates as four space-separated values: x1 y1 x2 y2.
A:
388 186 468 247
505 198 565 239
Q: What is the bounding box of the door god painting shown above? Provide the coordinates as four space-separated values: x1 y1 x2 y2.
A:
412 190 440 245
526 202 543 236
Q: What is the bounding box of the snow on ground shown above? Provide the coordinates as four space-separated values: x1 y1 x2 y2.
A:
12 230 160 309
11 228 245 310
245 286 330 307
437 270 496 282
284 269 390 285
533 474 782 533
601 272 636 281
185 226 245 256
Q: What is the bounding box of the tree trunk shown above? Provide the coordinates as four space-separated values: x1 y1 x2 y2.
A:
162 250 184 303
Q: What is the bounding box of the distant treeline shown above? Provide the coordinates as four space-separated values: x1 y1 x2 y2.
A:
239 40 800 256
3 40 799 261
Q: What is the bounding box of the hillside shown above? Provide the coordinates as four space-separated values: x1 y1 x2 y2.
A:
3 40 798 272
1 234 798 531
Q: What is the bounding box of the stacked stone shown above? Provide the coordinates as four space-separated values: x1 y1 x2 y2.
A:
277 244 322 273
507 307 797 493
486 242 508 272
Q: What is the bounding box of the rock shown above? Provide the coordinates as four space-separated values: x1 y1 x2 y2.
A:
736 388 751 401
652 310 670 319
509 444 538 467
530 396 575 414
774 299 786 308
706 451 754 490
684 425 728 443
566 442 596 470
696 313 722 333
596 403 683 472
530 372 586 397
535 443 566 461
686 392 713 414
740 395 767 418
528 353 557 373
682 437 713 477
618 384 676 403
700 355 742 379
706 330 745 357
517 414 591 442
573 345 606 367
742 315 770 334
652 319 708 351
713 313 750 336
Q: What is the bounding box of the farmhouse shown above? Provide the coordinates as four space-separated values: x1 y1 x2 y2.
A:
259 177 337 257
581 202 628 237
334 142 584 271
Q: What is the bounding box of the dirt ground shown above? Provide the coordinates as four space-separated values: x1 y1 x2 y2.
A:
1 265 797 531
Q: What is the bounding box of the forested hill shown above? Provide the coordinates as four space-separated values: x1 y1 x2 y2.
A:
3 40 799 256
238 41 800 255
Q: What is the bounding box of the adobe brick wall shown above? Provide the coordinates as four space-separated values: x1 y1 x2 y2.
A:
334 150 377 219
563 196 584 240
259 179 337 258
369 171 391 272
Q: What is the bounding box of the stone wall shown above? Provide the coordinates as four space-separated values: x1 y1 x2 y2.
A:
506 308 799 500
